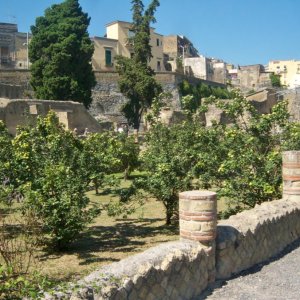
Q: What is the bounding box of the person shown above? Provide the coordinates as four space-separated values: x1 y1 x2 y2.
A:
83 127 89 136
122 124 129 136
117 126 124 133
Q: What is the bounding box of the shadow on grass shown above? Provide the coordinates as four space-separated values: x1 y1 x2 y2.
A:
40 217 178 266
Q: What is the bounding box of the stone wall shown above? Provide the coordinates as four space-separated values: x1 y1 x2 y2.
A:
0 83 25 99
52 242 215 300
45 195 300 300
284 87 300 122
0 98 104 135
216 198 300 279
0 70 225 121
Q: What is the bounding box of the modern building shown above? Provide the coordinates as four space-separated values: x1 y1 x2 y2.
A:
0 23 30 69
268 60 300 89
92 20 165 72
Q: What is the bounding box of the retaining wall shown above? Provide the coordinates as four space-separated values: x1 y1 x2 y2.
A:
45 196 300 300
216 198 300 279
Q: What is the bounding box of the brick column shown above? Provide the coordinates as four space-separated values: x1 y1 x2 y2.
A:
282 151 300 200
179 190 217 243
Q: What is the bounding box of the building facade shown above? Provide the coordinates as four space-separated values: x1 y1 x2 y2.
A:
228 64 272 92
184 56 227 84
268 60 300 89
0 23 30 69
92 20 165 72
163 35 199 72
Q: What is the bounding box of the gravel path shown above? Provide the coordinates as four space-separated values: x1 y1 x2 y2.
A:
200 238 300 300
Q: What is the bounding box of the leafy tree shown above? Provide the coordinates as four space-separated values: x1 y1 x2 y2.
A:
270 73 281 87
116 0 162 133
83 132 122 194
137 122 197 224
179 80 234 112
197 94 291 216
115 133 140 180
0 122 16 204
29 0 96 108
13 112 98 249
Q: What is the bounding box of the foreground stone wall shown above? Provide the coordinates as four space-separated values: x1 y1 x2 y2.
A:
216 198 300 279
56 242 215 300
46 196 300 300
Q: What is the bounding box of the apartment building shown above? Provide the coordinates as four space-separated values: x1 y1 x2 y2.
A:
268 60 300 88
92 20 165 72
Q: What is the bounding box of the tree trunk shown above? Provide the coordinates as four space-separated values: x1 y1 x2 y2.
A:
166 206 173 225
93 178 99 195
133 129 139 144
124 166 130 180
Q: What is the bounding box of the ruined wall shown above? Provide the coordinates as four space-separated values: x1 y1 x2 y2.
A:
0 99 103 135
284 88 300 122
0 69 226 127
0 83 25 99
216 198 300 279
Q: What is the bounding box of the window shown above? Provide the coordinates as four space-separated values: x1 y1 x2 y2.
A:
157 61 161 71
0 46 9 64
105 49 112 66
156 38 160 47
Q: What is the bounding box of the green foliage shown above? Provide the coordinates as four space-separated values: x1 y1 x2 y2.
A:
0 122 15 204
83 132 122 194
83 131 139 193
137 122 197 224
270 73 281 87
13 112 98 249
29 0 96 108
197 94 292 215
0 266 55 300
128 92 299 221
282 122 300 151
115 133 140 180
178 80 234 112
116 0 162 130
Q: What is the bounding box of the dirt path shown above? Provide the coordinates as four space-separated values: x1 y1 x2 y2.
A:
201 238 300 300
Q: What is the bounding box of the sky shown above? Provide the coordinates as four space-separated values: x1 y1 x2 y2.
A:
0 0 299 66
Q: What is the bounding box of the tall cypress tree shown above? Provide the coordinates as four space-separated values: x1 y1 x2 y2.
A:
29 0 96 108
116 0 162 132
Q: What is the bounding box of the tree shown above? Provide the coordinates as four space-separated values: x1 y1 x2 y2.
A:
137 122 197 225
0 122 15 204
197 94 291 217
13 112 98 249
116 0 162 133
83 132 122 194
29 0 96 108
270 73 281 87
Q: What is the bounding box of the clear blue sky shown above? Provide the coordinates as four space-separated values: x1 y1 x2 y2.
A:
1 0 299 66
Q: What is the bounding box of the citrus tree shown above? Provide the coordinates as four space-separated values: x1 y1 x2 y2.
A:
13 112 98 249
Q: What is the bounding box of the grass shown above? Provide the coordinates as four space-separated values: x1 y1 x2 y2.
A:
0 174 229 282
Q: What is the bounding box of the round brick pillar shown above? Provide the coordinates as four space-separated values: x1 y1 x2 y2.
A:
282 151 300 200
179 190 217 243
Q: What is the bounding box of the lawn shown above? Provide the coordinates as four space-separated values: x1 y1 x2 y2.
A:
0 176 229 282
